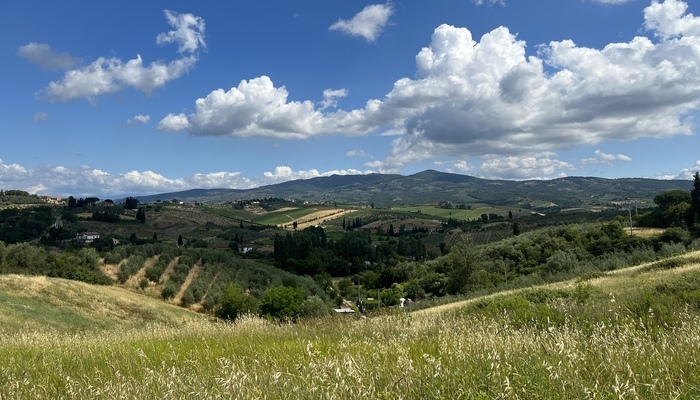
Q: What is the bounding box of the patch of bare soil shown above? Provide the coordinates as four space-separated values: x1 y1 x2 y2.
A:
159 257 180 285
125 256 158 288
173 262 201 305
284 209 355 230
100 259 121 283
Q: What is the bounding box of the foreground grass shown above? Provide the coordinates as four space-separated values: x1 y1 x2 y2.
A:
2 311 700 399
3 257 700 398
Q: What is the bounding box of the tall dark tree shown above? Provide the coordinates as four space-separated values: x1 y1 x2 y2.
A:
177 234 183 247
691 172 700 227
67 196 77 210
124 196 139 210
136 208 146 223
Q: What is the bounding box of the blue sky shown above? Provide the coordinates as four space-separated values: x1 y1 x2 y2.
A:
2 0 700 198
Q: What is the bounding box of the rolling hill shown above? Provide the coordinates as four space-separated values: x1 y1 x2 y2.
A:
134 170 691 210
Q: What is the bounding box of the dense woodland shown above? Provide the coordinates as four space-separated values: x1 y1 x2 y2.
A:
0 173 699 320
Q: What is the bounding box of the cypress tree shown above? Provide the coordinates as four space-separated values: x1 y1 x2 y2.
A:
691 172 700 227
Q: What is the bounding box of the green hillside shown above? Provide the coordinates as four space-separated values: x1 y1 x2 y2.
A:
0 274 204 333
2 253 700 398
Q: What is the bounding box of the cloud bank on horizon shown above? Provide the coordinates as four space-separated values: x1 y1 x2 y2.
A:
4 0 700 197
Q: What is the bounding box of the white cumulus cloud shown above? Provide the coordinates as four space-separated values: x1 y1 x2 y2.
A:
261 166 365 185
127 114 151 125
329 3 393 42
160 0 700 180
662 160 700 180
478 154 575 180
35 11 204 103
580 150 632 166
156 10 206 53
320 88 349 110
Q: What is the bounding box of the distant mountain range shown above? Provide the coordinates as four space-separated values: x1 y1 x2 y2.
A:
135 170 691 210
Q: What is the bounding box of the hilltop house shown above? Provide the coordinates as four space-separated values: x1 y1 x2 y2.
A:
76 232 100 244
98 199 115 207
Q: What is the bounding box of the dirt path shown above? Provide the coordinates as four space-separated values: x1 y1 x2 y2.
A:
173 261 202 305
125 256 158 288
159 257 180 285
100 259 122 283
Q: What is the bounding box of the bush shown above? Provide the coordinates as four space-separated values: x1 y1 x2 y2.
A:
260 286 306 321
658 242 687 258
299 295 331 318
161 282 178 300
379 283 404 306
216 284 260 320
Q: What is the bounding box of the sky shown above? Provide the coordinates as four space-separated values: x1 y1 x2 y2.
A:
2 0 700 198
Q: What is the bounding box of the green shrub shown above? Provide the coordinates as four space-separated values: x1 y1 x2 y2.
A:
260 286 306 321
299 295 331 318
216 284 260 320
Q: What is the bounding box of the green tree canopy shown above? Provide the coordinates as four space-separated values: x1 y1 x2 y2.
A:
654 190 691 210
216 284 260 321
260 285 306 321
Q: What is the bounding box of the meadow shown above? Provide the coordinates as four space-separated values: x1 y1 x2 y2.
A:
3 253 700 399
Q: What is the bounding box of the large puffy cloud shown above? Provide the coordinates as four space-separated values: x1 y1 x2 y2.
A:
161 0 700 179
36 11 204 102
667 160 700 179
45 55 197 102
644 0 700 39
159 76 373 138
261 166 366 185
329 3 393 42
477 154 575 180
0 158 30 181
373 0 700 176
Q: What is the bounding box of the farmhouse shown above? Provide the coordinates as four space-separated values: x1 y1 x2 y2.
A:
76 232 100 244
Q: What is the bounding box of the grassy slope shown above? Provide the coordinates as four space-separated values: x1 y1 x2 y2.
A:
0 274 205 333
3 253 700 398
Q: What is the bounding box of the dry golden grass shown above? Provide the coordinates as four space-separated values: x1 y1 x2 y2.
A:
283 208 355 230
0 274 204 331
99 260 120 282
417 251 700 316
124 256 157 288
628 227 664 237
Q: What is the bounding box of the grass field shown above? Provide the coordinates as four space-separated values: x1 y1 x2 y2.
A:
2 254 700 398
389 205 516 221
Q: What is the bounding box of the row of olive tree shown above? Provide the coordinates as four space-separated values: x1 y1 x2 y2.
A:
0 242 110 284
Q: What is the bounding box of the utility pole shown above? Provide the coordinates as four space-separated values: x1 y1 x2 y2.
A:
628 203 633 235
